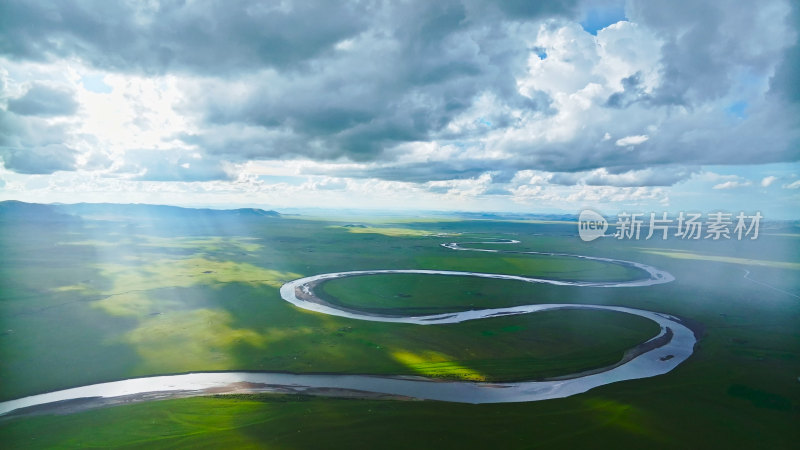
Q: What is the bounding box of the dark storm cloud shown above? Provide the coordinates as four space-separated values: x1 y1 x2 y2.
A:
0 145 77 174
0 0 370 74
770 42 800 105
1 0 796 186
178 0 565 163
307 161 496 183
8 83 78 117
0 110 68 148
0 109 78 174
497 0 580 18
181 0 797 183
512 118 797 172
1 0 571 173
605 72 650 108
627 0 792 106
769 2 800 105
0 0 574 75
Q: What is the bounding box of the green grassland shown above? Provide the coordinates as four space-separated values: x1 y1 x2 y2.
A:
318 273 637 315
0 388 797 449
0 215 660 398
0 216 658 398
412 252 642 281
1 209 799 448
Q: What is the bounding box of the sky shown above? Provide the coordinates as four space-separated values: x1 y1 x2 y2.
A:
0 0 798 218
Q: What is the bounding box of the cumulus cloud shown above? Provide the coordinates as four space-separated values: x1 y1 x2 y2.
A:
549 166 694 186
713 180 752 190
0 144 77 174
615 135 650 147
176 1 563 166
0 104 79 174
509 182 669 207
627 0 795 106
0 0 797 215
304 177 348 191
761 175 778 187
7 83 78 116
3 0 798 179
424 173 494 197
769 8 800 107
0 0 372 75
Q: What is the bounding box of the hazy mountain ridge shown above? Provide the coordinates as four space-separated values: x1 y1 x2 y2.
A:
0 201 280 222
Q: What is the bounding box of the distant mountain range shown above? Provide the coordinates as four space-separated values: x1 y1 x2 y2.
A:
445 211 580 221
1 201 796 229
0 201 280 222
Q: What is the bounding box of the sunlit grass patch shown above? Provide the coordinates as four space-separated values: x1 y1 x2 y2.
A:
51 283 95 294
97 257 301 294
91 291 167 317
57 239 129 247
332 226 434 237
391 349 486 381
637 248 800 270
123 309 267 372
139 235 263 253
58 235 263 253
582 398 659 438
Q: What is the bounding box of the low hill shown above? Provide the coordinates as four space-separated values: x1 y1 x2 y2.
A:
0 201 280 223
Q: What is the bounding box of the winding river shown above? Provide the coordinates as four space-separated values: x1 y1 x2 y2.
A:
0 238 696 416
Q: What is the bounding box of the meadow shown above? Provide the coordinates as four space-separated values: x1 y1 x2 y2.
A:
0 203 798 448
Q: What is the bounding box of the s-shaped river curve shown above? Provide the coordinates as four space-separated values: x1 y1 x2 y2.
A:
0 239 696 416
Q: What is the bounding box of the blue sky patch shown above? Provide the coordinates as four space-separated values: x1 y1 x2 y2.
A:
80 74 113 94
725 101 748 119
580 3 627 35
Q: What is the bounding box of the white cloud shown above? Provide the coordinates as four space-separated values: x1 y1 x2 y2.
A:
510 170 554 186
713 180 752 189
564 185 667 204
783 180 800 189
0 0 797 218
761 175 778 187
508 174 670 209
549 166 693 186
425 173 494 197
302 177 348 191
615 134 650 146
